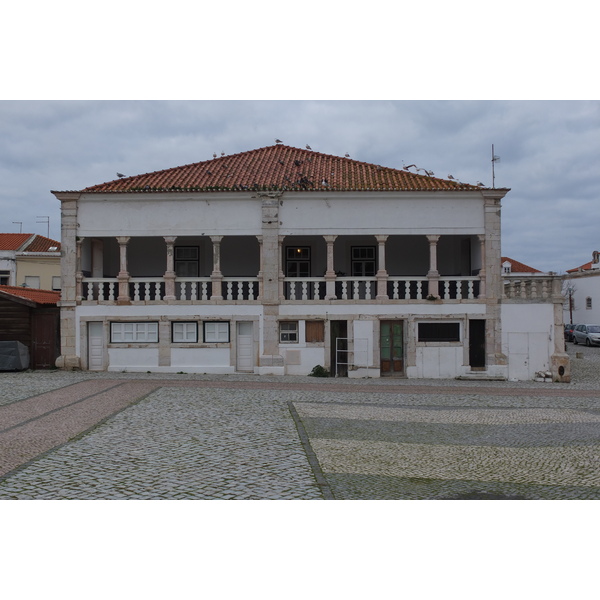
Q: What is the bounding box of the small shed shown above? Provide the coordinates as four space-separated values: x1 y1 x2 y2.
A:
0 285 61 369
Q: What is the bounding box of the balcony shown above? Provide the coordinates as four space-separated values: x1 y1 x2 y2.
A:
80 274 481 304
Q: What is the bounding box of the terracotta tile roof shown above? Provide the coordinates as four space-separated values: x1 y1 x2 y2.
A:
501 257 542 273
21 234 61 253
0 285 60 305
0 233 33 251
567 261 593 273
76 145 499 194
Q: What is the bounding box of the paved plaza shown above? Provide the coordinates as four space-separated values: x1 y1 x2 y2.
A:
1 343 599 500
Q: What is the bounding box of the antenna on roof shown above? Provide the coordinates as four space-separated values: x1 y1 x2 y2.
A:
491 144 501 188
12 221 22 233
36 216 49 238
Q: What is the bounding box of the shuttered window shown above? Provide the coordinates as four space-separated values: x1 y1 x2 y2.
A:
306 320 325 343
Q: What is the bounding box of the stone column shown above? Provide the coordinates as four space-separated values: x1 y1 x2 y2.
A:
163 236 177 301
550 275 571 382
51 191 81 370
210 235 223 300
256 193 284 373
75 237 84 302
426 234 440 298
323 235 338 300
375 234 389 300
256 235 264 301
116 236 131 304
477 234 486 299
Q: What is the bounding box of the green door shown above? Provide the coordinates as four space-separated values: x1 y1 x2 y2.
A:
380 320 404 376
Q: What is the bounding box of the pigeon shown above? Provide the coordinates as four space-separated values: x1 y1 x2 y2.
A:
116 172 125 178
275 139 283 144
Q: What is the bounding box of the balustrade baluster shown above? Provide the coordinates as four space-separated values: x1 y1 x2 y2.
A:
467 281 474 299
301 281 308 300
444 280 450 300
416 281 422 300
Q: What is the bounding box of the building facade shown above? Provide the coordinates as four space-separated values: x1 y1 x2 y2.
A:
52 145 568 380
0 233 61 290
563 253 600 325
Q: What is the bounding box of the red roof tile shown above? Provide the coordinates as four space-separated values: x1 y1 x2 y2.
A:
0 285 60 305
567 261 593 273
22 234 61 253
0 233 33 251
501 257 542 273
75 145 502 194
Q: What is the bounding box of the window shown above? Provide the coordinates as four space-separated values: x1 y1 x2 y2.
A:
352 246 376 276
0 271 9 285
52 276 61 291
204 321 230 343
418 322 460 342
111 322 158 343
286 247 310 277
175 246 199 277
280 321 299 343
502 261 512 274
24 276 40 289
172 322 198 343
306 320 325 343
586 297 592 309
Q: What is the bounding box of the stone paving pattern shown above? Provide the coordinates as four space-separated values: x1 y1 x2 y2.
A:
0 343 599 499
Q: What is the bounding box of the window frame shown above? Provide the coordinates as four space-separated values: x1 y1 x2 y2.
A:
417 322 461 343
586 297 592 309
203 321 230 343
305 320 325 343
110 322 159 343
175 246 200 277
351 246 376 277
24 275 41 289
172 321 198 343
279 321 299 343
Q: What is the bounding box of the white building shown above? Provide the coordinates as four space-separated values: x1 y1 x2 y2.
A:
52 144 569 381
563 252 600 325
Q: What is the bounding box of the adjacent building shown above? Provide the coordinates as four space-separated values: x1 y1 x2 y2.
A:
563 252 600 324
0 233 61 290
51 144 569 381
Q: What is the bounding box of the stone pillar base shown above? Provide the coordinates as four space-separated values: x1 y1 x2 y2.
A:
551 353 571 383
55 355 81 370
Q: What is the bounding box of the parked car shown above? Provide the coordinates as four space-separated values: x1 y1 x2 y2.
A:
564 323 575 342
572 324 600 346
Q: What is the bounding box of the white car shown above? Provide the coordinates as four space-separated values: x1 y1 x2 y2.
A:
572 324 600 346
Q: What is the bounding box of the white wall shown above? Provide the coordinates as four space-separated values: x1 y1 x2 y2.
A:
279 193 484 235
502 304 555 380
564 271 600 324
78 194 263 237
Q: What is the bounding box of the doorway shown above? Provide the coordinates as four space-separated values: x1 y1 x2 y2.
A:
236 321 254 372
330 320 348 377
469 319 486 370
88 321 105 371
31 311 59 369
380 320 404 376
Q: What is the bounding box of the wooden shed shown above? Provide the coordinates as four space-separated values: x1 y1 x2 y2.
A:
0 286 60 369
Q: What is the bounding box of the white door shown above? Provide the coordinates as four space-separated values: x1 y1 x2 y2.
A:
236 322 254 372
88 321 105 371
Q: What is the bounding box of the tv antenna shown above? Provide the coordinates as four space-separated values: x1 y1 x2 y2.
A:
491 144 501 188
12 221 22 233
36 216 50 238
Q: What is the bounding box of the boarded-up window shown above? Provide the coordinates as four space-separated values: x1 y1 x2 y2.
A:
306 320 325 343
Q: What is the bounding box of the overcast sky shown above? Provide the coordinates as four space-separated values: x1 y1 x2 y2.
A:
1 100 598 273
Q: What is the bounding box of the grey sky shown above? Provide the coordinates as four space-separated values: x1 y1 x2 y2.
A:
1 100 598 272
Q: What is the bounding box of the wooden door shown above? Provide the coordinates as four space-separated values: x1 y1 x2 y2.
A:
380 320 404 376
31 311 59 369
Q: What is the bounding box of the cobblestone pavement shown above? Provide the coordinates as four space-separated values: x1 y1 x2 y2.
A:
0 342 599 499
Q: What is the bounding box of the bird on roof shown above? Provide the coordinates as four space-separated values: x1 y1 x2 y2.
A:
213 153 217 158
275 139 283 144
476 181 485 187
403 164 417 170
306 144 312 150
345 153 350 158
448 174 456 180
116 172 125 178
221 152 225 156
